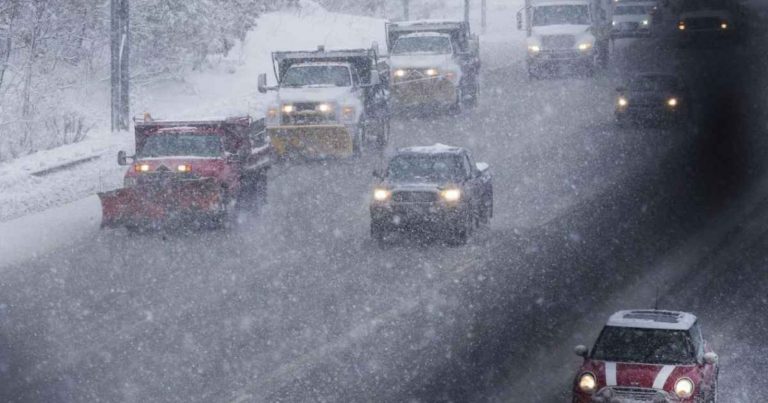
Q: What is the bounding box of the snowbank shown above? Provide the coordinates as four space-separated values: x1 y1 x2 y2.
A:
0 196 101 270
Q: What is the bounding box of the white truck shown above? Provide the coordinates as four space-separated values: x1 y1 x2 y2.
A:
517 0 612 78
257 46 389 159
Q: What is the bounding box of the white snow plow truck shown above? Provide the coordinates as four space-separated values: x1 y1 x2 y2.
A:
258 46 390 159
517 0 612 78
386 20 481 111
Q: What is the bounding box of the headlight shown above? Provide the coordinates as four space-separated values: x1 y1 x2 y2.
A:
281 104 295 114
177 164 191 172
578 373 597 394
134 163 150 173
578 42 592 51
528 45 541 53
642 20 649 25
667 98 678 107
341 106 356 122
721 22 728 29
425 68 439 77
617 97 628 107
612 21 617 26
674 378 694 398
394 69 406 78
316 103 333 113
373 188 391 201
678 22 686 30
266 105 280 125
440 188 461 202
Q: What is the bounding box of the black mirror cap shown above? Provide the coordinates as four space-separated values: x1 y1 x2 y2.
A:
574 345 589 358
117 150 131 166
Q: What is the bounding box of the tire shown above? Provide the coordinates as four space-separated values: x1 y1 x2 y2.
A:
371 220 387 244
446 210 471 246
706 371 719 403
481 191 493 225
374 119 390 150
353 124 365 157
527 63 540 80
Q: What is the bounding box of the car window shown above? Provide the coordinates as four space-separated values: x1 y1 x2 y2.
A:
387 154 466 182
591 326 697 364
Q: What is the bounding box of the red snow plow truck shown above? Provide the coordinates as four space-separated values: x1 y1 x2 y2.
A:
98 116 272 230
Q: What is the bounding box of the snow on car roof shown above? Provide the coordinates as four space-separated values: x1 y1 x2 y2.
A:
397 143 465 155
392 19 463 27
530 0 590 6
399 32 450 39
607 310 697 330
156 126 206 133
290 62 351 68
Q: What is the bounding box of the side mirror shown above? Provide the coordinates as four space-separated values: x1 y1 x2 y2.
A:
475 162 489 173
574 345 589 358
369 70 381 86
703 352 718 365
258 73 268 94
117 150 132 166
516 11 523 30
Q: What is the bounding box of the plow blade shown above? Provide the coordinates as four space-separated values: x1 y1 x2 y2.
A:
269 126 353 159
98 179 223 229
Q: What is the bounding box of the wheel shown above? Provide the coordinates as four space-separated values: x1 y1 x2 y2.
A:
527 63 540 80
449 88 464 115
353 124 365 157
461 78 479 109
480 191 493 225
374 119 390 150
371 221 387 244
706 370 719 403
446 210 472 246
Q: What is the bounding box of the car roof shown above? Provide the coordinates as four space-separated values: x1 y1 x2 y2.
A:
395 143 466 156
607 310 697 331
398 32 450 39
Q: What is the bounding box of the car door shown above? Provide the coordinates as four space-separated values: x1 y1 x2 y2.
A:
460 152 480 213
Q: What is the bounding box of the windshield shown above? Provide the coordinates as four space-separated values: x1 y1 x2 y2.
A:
387 154 465 182
591 327 697 364
614 5 652 15
281 65 351 87
532 5 590 26
682 0 729 11
138 134 223 158
629 76 681 91
392 36 453 55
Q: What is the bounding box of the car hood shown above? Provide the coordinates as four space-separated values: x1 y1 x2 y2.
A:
580 360 702 392
531 24 591 37
680 10 732 19
389 53 457 70
613 14 652 23
384 182 443 192
277 86 359 105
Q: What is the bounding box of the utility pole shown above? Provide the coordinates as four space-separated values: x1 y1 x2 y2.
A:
111 0 130 131
481 0 487 33
464 0 470 26
402 0 410 20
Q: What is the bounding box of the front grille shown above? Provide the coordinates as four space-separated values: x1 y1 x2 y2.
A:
595 386 677 402
542 35 575 49
619 22 640 31
685 17 721 30
392 191 438 203
282 102 336 126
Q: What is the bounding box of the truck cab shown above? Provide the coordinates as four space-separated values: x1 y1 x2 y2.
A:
386 20 480 112
517 0 612 78
258 46 389 159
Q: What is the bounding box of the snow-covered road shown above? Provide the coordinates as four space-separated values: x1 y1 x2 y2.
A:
2 2 768 402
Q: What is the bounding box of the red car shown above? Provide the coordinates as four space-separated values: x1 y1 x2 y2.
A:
572 310 719 402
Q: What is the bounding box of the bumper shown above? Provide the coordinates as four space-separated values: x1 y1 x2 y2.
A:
611 27 652 38
528 50 594 67
268 125 354 158
616 106 684 121
98 180 223 228
370 203 465 231
391 78 458 107
573 386 686 402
